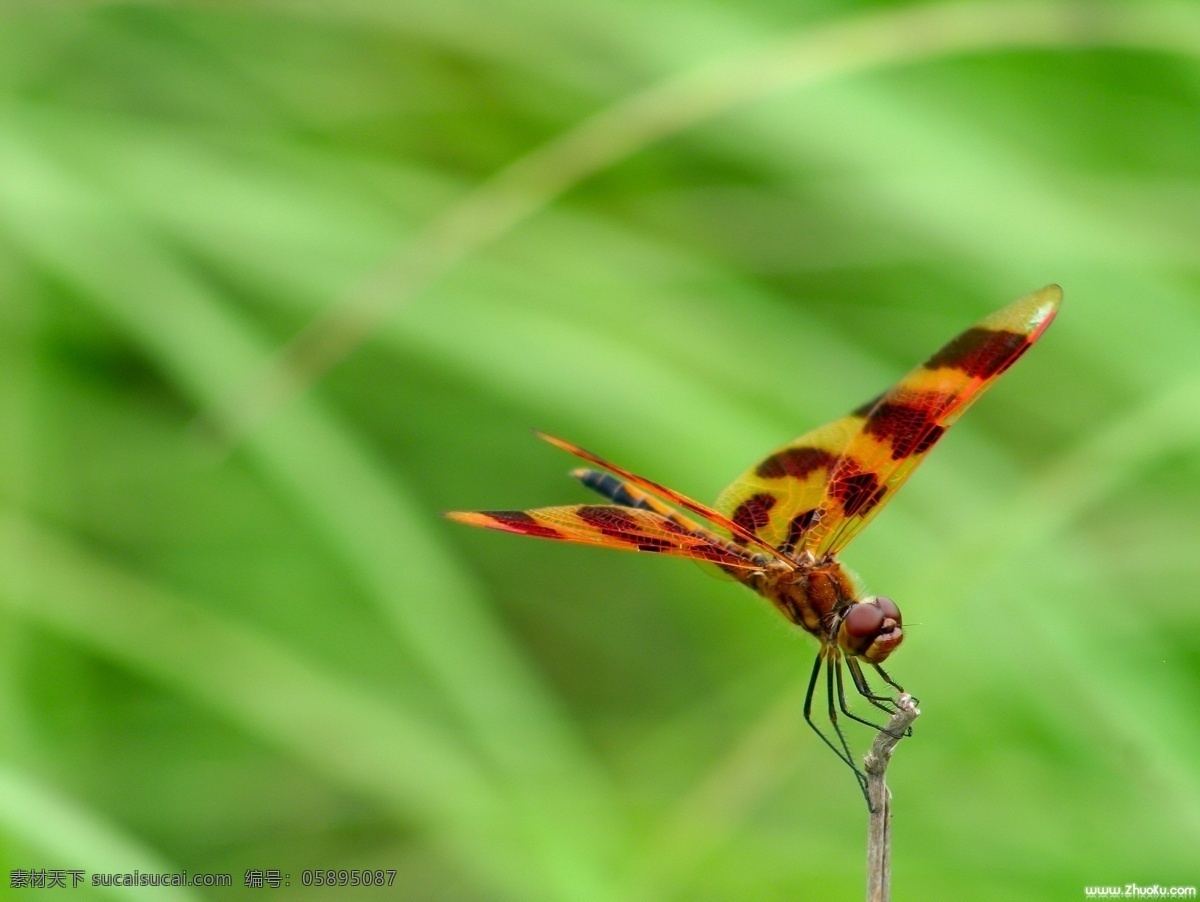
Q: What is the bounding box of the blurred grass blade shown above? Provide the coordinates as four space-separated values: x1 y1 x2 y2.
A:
1 0 1198 895
943 371 1200 831
0 508 544 894
208 0 1200 440
0 763 201 902
0 119 621 900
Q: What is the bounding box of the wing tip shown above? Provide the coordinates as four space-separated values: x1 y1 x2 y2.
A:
1033 281 1063 309
444 509 543 534
534 429 603 466
444 510 510 532
988 283 1062 338
1026 283 1062 337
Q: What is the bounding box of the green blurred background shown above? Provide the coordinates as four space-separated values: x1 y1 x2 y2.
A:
1 1 1199 899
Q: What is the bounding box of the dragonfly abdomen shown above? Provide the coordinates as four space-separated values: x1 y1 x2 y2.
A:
573 468 654 510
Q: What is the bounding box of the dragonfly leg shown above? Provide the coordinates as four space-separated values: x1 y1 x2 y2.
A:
844 656 900 714
849 658 914 738
836 657 899 734
871 662 917 705
803 648 868 800
841 658 909 739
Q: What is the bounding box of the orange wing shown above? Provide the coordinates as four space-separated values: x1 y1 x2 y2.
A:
717 285 1062 558
534 432 791 566
444 506 764 571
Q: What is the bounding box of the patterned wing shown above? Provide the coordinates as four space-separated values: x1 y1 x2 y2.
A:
717 285 1062 557
535 432 791 566
444 505 764 571
716 415 861 556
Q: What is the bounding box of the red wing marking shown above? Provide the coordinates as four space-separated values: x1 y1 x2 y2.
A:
717 285 1062 557
716 414 860 554
570 467 712 535
534 431 792 567
443 506 765 571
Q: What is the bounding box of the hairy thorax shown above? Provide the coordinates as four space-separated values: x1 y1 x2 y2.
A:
748 557 904 664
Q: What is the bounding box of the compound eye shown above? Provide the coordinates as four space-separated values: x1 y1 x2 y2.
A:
875 595 901 624
844 603 884 639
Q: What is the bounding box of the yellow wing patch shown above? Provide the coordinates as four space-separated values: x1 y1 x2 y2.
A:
717 285 1062 558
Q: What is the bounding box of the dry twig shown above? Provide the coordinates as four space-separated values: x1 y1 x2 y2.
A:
864 693 920 902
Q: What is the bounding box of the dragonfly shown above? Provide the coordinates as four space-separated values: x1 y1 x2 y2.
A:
446 285 1061 799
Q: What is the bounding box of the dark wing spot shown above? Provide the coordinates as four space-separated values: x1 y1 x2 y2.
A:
756 447 837 480
829 462 887 518
577 505 638 538
925 327 1029 379
779 508 821 555
916 424 945 455
577 505 676 551
577 505 636 529
659 518 693 536
863 399 948 460
731 493 777 538
693 544 748 566
487 511 565 539
852 393 884 417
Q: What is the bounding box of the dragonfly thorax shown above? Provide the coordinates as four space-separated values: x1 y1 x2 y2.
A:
755 560 904 663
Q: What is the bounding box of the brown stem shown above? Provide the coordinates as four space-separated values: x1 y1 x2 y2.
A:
864 693 920 902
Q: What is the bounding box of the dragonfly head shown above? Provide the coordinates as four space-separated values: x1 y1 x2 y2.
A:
837 595 903 663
